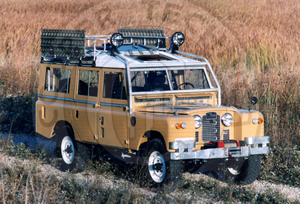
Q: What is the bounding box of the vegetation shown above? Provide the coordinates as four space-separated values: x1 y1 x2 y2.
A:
0 137 293 203
0 0 299 202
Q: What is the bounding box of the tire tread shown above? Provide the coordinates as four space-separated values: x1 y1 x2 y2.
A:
235 155 261 185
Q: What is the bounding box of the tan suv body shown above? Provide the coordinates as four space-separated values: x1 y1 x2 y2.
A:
36 29 269 186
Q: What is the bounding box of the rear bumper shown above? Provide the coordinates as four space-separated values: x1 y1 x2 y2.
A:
169 136 269 160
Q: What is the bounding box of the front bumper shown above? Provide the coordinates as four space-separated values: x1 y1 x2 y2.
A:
169 136 270 160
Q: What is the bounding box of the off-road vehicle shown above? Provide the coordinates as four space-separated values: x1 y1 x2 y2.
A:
36 28 269 186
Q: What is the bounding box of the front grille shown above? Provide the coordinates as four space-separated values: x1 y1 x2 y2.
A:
195 131 199 142
223 129 230 140
202 113 220 142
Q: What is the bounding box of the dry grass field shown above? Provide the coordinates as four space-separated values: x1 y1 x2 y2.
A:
0 0 299 93
0 0 300 200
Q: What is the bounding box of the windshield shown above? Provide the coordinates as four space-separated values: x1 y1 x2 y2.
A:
130 68 210 92
169 69 209 90
131 71 171 92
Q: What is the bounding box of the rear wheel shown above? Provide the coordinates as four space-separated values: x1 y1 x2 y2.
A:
61 136 75 167
226 155 261 185
139 139 183 188
55 126 89 172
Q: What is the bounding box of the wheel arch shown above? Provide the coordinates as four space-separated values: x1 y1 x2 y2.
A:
139 130 167 151
53 120 74 139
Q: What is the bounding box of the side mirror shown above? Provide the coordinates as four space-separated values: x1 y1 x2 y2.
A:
251 97 258 105
249 97 258 111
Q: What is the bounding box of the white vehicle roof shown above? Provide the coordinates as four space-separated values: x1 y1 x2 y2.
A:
40 28 222 108
91 46 205 69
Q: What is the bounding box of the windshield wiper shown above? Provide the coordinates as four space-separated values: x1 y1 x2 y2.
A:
175 102 211 106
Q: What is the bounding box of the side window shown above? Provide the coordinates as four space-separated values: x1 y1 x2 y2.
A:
103 72 127 100
45 67 71 93
78 70 99 97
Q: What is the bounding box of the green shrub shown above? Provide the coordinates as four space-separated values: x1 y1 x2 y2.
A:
259 148 300 187
0 95 36 134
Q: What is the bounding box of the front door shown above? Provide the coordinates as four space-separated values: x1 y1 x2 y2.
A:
97 69 129 149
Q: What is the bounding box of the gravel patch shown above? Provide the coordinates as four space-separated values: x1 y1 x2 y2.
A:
249 180 300 201
184 172 300 202
0 132 56 156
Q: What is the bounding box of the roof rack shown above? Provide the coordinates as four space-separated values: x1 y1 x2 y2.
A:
40 28 185 64
118 28 166 49
41 29 86 59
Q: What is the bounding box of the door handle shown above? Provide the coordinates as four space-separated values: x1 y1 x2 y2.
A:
99 117 104 125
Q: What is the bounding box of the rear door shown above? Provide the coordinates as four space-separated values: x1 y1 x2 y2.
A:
72 68 100 142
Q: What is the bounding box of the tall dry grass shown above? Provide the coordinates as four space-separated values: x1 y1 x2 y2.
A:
0 0 299 182
0 0 299 94
0 0 299 140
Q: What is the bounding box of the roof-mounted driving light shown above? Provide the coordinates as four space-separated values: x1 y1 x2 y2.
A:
170 32 185 53
111 33 124 48
172 32 185 47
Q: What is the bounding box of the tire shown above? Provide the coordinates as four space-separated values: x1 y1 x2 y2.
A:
226 155 261 185
139 139 183 188
55 126 89 172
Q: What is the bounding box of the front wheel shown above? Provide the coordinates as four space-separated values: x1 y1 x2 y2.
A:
226 155 261 185
148 150 166 183
139 139 183 188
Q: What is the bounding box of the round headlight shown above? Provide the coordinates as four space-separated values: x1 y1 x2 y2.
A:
172 32 185 46
221 113 233 127
110 33 123 48
193 115 202 129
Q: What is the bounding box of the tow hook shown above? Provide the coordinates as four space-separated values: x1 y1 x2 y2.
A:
228 150 233 158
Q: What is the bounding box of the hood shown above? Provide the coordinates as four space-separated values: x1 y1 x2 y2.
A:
136 105 237 115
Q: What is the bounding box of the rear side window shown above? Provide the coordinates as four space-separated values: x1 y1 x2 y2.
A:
103 72 127 100
78 70 99 97
45 67 71 93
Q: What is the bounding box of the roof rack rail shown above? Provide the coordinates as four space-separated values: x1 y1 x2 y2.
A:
85 35 111 61
41 29 113 63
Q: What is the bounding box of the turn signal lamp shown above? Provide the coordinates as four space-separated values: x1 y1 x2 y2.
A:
252 118 264 124
176 122 187 129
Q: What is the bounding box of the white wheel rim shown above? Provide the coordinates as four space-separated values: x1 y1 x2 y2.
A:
61 136 75 165
148 151 166 183
228 167 241 176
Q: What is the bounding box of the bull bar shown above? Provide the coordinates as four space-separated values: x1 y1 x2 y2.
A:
169 136 270 160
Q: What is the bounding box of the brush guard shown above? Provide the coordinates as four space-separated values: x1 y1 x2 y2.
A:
169 136 269 160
